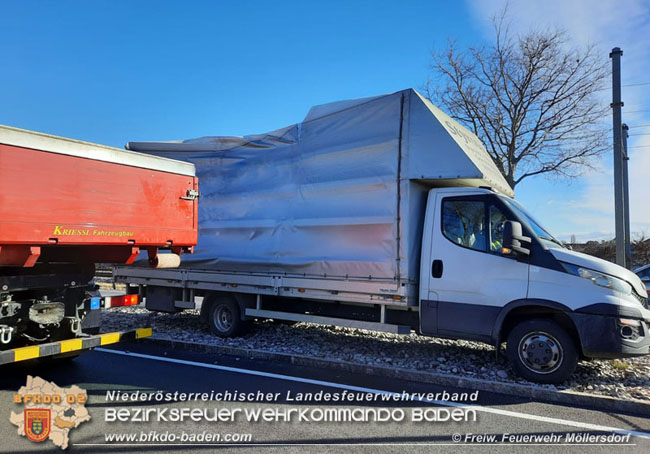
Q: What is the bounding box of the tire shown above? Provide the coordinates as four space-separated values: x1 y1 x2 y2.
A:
506 319 578 384
207 297 247 338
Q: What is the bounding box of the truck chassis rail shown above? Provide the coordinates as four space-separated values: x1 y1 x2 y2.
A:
0 328 152 365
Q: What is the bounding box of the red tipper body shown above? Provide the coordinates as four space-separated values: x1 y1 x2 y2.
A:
0 125 198 267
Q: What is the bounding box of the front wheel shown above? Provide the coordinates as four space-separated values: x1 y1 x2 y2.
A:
506 319 578 384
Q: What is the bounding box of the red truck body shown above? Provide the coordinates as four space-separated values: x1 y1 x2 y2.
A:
0 125 198 268
0 124 198 357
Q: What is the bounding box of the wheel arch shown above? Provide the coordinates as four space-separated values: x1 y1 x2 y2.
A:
493 299 582 355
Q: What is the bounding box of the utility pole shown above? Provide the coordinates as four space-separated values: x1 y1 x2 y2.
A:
610 47 626 267
622 123 632 265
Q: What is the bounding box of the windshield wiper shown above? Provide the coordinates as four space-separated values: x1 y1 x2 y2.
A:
539 236 565 248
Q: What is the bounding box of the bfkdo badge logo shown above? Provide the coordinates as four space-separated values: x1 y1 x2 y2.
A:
24 409 51 442
10 376 91 450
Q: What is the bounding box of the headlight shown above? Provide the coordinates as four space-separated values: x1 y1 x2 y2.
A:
561 263 632 295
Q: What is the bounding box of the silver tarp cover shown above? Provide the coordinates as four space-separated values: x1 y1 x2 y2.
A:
127 89 512 280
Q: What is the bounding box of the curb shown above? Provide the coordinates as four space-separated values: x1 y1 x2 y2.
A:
138 336 650 415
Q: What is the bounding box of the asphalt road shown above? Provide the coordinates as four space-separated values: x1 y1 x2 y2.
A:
1 341 649 453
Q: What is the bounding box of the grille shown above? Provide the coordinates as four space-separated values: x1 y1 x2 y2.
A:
633 291 648 309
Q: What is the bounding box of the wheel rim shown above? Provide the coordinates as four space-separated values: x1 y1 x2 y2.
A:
518 331 563 374
213 304 233 332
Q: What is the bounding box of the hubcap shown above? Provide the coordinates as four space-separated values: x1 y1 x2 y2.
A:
518 331 563 374
213 304 233 332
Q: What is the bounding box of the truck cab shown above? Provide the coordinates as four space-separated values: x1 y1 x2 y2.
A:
419 187 650 383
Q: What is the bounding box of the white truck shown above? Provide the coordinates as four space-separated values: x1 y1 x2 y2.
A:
114 89 649 383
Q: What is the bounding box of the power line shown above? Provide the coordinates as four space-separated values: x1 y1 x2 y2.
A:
628 145 650 148
597 109 650 119
628 132 650 136
628 124 650 128
622 111 650 116
595 82 650 92
622 82 650 88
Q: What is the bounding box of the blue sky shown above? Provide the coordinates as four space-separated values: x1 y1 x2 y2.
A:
2 0 649 242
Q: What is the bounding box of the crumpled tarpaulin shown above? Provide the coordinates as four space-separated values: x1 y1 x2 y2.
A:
127 88 512 281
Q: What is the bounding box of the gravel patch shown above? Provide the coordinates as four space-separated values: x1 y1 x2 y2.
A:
101 306 650 402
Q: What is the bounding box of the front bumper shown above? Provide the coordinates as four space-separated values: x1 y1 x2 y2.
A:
570 311 650 358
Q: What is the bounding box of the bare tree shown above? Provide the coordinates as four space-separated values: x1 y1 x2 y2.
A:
425 12 609 189
580 240 615 263
571 233 650 267
632 232 650 268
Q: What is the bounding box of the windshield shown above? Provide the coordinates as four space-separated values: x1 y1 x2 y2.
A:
498 196 565 249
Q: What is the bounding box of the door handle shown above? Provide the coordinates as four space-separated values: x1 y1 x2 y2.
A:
180 189 200 200
432 260 443 278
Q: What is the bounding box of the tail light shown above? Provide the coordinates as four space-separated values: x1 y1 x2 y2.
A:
105 294 139 308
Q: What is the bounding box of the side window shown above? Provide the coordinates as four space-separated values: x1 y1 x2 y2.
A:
489 204 507 253
442 200 486 251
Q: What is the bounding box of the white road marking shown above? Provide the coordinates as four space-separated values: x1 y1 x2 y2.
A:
96 348 650 439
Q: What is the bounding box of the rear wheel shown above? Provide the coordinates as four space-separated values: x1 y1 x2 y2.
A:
207 297 247 338
506 319 578 384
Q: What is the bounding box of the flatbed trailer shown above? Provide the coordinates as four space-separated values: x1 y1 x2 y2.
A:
113 266 414 334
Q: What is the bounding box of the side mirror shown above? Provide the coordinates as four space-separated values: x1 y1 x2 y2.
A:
503 221 531 256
